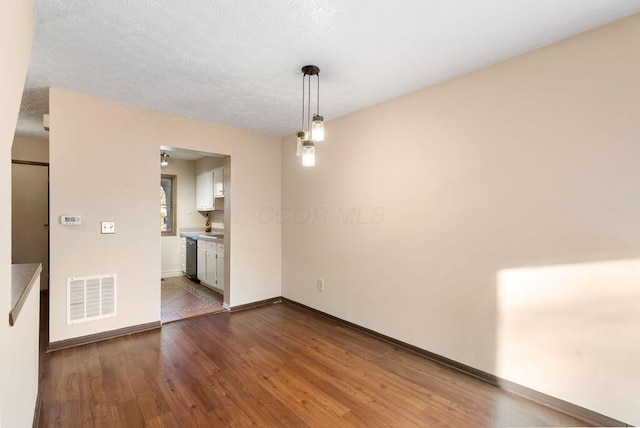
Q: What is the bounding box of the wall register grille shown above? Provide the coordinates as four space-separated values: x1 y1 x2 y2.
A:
67 274 117 324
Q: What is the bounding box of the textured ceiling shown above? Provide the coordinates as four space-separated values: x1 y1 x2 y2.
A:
17 0 640 140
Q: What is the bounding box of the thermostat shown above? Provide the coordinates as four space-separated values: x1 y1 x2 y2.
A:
60 215 82 225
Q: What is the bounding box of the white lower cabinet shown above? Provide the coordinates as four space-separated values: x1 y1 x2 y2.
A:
198 239 224 293
180 237 186 273
196 240 206 282
205 243 216 287
215 242 224 289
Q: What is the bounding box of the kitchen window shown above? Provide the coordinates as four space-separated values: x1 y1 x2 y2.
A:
161 174 177 236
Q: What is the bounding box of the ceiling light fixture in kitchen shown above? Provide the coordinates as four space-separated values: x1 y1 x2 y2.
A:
160 152 169 167
297 65 324 167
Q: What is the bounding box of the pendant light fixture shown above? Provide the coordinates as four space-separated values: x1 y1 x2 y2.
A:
297 65 324 167
160 152 169 167
301 140 315 167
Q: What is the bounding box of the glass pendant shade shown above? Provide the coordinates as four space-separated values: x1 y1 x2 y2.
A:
160 153 169 166
298 65 324 166
296 131 307 157
301 141 315 167
312 115 324 142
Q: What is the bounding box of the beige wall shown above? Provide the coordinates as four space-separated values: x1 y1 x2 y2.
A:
497 258 640 424
0 1 36 426
195 156 225 174
282 14 640 425
50 88 281 343
160 158 201 277
12 134 49 163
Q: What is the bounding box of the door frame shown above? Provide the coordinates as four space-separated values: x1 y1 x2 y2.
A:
11 159 50 290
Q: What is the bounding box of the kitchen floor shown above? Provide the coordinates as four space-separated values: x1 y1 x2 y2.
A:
161 276 225 323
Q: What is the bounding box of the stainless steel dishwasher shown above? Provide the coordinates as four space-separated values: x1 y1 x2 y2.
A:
185 237 198 281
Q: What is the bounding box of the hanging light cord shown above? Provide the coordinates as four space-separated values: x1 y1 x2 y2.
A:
316 74 320 115
301 72 305 132
307 73 312 138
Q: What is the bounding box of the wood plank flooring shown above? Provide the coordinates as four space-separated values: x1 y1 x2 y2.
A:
161 276 224 323
38 302 594 427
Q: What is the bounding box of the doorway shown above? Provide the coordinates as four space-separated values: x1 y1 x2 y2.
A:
159 146 230 323
12 160 49 290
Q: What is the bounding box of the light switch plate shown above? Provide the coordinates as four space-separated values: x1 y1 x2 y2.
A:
101 221 116 234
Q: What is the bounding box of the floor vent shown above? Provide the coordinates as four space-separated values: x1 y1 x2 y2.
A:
67 274 117 324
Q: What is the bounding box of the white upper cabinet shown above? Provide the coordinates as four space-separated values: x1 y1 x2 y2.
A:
196 170 214 211
213 167 224 198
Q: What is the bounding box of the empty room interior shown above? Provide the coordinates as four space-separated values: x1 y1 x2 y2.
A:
3 1 640 426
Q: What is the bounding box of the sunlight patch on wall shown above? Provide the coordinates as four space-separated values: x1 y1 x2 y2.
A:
496 259 640 425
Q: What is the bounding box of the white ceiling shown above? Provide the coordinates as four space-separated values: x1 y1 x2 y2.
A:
17 0 640 140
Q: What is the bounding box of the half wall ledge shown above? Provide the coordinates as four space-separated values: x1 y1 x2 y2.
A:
10 263 42 326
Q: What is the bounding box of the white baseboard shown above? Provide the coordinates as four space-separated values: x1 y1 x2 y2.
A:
161 270 184 279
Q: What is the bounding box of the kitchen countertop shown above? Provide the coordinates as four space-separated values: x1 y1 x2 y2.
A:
10 263 42 326
180 229 224 242
197 234 223 242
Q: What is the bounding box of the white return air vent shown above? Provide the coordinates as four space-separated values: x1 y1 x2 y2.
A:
67 274 117 324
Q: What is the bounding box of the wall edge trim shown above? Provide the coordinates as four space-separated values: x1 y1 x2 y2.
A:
228 297 281 312
161 270 183 279
47 321 161 352
32 388 42 428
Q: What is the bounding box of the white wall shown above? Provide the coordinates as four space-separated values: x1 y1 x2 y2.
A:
12 135 49 163
497 259 640 424
3 277 40 428
160 158 201 277
0 1 36 426
282 14 640 425
50 88 281 343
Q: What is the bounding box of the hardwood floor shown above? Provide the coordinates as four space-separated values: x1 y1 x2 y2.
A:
38 302 593 427
161 276 224 323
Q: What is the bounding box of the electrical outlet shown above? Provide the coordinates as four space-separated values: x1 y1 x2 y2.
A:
317 278 325 292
